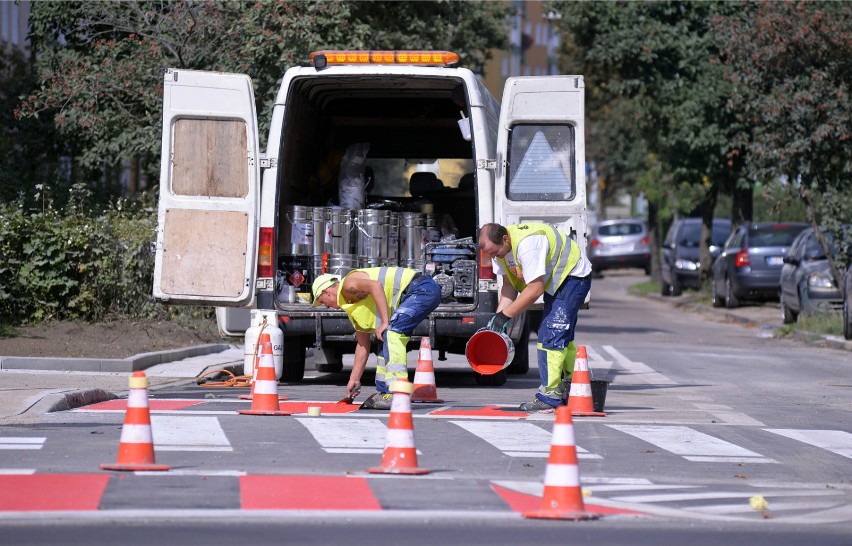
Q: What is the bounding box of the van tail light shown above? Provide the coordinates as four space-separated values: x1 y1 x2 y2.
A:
590 239 601 247
478 248 495 280
735 249 750 268
257 227 274 278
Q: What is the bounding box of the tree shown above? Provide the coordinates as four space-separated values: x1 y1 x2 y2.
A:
714 1 852 286
16 1 510 202
549 1 749 282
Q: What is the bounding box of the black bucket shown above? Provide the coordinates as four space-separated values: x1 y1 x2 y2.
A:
565 379 610 413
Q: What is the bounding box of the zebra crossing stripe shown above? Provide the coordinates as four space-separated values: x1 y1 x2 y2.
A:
150 415 232 452
0 438 45 450
764 429 852 459
449 421 602 459
296 417 388 454
607 425 776 463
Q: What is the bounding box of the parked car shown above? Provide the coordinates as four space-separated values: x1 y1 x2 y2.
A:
844 262 852 340
779 226 851 324
588 218 651 276
661 217 731 296
711 222 808 308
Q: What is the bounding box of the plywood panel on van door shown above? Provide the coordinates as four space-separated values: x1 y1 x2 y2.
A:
172 119 248 198
159 209 248 298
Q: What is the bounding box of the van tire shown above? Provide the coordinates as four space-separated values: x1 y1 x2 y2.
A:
474 369 507 386
281 338 307 383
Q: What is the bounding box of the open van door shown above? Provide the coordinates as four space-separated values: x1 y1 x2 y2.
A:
494 76 587 242
153 69 260 307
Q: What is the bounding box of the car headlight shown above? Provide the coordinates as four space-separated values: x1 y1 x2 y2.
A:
808 271 834 288
674 259 699 271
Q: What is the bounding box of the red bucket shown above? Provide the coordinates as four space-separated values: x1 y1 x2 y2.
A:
465 329 514 375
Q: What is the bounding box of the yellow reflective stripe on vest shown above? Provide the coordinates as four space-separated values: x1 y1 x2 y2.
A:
499 223 579 294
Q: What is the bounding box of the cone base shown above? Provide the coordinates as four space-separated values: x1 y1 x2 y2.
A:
411 398 444 404
100 463 170 472
238 394 288 400
237 409 293 416
368 466 430 475
523 509 599 521
569 410 607 417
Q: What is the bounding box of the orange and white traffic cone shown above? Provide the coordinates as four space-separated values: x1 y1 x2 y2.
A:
368 380 430 475
524 407 598 520
566 345 605 417
238 341 292 416
100 371 169 471
239 333 286 401
411 337 443 403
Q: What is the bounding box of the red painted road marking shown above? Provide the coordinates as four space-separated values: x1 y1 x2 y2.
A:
276 401 360 414
79 399 204 411
0 474 110 511
240 475 381 510
429 405 528 418
490 484 644 516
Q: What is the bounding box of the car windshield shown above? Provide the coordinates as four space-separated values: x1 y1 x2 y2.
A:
680 223 730 247
749 226 805 247
599 223 643 236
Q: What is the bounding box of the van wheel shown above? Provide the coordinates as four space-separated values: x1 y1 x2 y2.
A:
281 338 306 383
475 369 507 386
506 321 530 375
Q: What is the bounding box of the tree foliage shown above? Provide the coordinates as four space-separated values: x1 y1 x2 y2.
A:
16 0 510 199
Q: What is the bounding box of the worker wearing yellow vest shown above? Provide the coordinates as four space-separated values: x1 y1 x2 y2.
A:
478 222 592 411
311 267 441 410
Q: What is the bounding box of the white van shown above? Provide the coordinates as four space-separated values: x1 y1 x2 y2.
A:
152 50 587 385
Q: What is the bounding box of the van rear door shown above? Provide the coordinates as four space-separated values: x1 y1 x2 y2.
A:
152 69 259 306
494 76 587 240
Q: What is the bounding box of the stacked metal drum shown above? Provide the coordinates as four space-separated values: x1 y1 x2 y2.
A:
279 205 443 303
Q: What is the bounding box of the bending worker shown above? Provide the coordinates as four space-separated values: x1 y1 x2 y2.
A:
478 222 592 412
311 267 441 410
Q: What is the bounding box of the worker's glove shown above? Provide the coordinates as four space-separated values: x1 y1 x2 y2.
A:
487 311 511 334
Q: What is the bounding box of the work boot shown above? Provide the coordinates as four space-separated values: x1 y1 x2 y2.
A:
359 392 393 410
518 397 560 412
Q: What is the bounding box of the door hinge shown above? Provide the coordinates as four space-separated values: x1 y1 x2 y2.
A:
259 157 277 169
477 159 497 170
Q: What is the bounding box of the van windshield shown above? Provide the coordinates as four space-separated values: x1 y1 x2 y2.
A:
366 158 474 197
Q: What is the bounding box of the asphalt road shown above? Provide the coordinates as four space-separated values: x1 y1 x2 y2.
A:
1 270 850 545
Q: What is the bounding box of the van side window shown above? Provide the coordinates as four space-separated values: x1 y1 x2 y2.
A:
506 124 575 201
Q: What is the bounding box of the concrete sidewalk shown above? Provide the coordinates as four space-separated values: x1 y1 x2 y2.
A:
0 344 243 424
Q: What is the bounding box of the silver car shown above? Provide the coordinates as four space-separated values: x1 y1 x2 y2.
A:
588 218 651 276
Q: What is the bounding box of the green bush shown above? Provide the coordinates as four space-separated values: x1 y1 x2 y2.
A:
0 185 195 324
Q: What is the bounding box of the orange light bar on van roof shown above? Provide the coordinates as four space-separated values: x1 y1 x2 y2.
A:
310 50 459 67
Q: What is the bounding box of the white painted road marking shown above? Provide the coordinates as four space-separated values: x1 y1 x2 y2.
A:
0 438 45 450
602 345 677 385
764 429 852 459
449 420 602 459
607 424 777 463
296 417 387 454
150 415 232 452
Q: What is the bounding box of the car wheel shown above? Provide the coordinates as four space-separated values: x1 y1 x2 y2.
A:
670 273 682 297
711 278 724 308
780 291 798 324
724 277 739 308
660 279 672 296
474 369 507 386
644 264 651 276
844 296 852 340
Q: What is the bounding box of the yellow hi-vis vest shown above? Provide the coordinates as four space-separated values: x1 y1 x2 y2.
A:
496 223 580 295
338 267 417 332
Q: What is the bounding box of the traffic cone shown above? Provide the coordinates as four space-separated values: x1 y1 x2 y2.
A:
368 380 430 475
100 371 169 471
238 341 292 416
411 337 443 403
524 407 599 520
239 333 286 401
566 345 606 417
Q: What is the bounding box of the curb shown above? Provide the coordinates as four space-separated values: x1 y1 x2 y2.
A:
0 343 232 372
649 292 852 352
